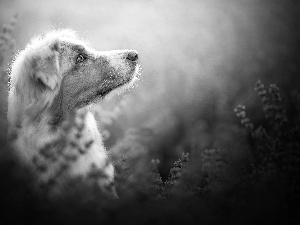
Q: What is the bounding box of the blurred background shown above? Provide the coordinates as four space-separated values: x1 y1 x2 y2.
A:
0 0 299 178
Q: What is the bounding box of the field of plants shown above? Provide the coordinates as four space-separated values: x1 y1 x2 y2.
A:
0 0 299 224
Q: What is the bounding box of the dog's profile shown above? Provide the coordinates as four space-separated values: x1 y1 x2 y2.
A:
7 29 140 194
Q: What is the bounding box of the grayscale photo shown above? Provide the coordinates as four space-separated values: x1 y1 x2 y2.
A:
0 0 299 224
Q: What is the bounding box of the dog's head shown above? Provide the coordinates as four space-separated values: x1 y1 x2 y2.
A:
9 29 140 126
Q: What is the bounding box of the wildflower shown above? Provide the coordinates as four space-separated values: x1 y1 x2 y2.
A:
234 104 254 133
0 14 17 69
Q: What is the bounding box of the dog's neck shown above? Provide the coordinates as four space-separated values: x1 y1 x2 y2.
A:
47 78 79 130
47 86 65 129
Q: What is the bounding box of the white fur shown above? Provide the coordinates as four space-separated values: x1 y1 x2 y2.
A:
8 29 139 194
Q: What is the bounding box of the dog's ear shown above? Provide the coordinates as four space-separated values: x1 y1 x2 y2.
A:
33 41 61 90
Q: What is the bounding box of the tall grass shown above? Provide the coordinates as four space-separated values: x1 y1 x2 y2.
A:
0 14 17 138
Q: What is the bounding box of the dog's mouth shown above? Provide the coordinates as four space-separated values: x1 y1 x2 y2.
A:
73 64 141 109
98 63 141 98
97 83 123 98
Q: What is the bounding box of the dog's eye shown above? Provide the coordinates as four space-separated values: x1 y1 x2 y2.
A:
76 54 85 63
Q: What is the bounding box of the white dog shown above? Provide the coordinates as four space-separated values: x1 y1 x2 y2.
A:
7 29 140 194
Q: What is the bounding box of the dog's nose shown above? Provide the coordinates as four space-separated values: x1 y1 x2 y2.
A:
126 51 138 62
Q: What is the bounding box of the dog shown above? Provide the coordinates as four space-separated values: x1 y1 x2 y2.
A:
7 29 140 194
